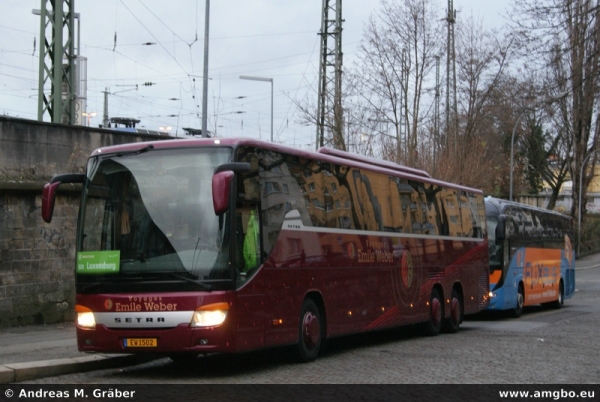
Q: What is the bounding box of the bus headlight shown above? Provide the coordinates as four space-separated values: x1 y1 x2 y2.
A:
191 302 229 327
489 292 497 298
76 305 96 329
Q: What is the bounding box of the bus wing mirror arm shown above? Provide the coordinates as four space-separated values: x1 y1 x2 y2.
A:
214 162 250 174
42 174 85 223
495 214 507 245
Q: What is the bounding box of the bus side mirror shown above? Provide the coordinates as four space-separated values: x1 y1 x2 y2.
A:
212 162 251 215
212 171 235 215
42 182 61 223
495 214 507 245
41 174 85 223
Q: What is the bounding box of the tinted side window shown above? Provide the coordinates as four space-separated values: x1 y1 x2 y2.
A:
237 147 313 257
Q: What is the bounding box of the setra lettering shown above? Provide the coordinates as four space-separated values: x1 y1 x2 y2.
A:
114 317 165 323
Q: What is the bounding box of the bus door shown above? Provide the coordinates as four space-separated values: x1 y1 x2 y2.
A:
489 213 516 309
262 210 302 348
234 203 265 351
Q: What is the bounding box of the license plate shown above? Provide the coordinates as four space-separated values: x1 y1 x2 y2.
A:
123 338 157 348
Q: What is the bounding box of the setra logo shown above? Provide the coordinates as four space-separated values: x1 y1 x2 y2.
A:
104 299 113 310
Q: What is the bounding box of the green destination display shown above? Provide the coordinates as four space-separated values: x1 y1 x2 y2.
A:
77 251 120 274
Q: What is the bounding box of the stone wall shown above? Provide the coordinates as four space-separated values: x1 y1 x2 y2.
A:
0 116 168 327
0 185 79 326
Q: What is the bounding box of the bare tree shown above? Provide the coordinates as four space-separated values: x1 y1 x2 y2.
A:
534 43 574 210
347 0 443 166
434 14 513 188
510 0 600 226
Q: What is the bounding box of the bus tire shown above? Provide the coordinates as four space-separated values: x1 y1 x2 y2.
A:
443 289 461 334
296 298 323 363
425 288 443 336
512 283 524 318
551 281 564 309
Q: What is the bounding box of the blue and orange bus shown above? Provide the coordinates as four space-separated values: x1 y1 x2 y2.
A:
42 138 489 362
485 197 575 317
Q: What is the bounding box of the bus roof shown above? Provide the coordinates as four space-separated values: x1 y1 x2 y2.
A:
484 196 570 219
317 147 431 178
91 137 482 194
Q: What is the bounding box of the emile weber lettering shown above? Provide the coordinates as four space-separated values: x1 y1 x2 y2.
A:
115 296 178 311
358 240 393 263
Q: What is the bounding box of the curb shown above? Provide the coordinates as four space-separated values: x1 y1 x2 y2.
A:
576 263 600 271
0 354 154 384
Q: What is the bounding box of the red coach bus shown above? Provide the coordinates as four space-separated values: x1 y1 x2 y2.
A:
42 138 489 362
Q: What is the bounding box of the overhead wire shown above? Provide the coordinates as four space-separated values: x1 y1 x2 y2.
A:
137 0 198 47
2 2 325 140
118 1 191 76
275 35 321 143
129 0 201 123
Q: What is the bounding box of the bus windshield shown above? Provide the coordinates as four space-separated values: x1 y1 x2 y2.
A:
78 147 232 289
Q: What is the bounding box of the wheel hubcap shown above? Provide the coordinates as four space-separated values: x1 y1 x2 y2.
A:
517 292 524 309
431 298 442 327
451 298 460 324
303 312 320 348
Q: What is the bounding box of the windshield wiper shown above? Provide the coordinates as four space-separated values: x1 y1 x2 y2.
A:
159 272 212 290
79 277 137 291
80 271 212 291
121 256 146 264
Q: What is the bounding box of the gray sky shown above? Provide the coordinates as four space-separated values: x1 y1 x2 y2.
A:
1 0 507 148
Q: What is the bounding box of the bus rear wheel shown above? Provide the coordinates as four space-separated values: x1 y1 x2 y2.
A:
512 284 524 318
295 298 323 363
443 289 461 334
551 281 564 309
425 289 443 336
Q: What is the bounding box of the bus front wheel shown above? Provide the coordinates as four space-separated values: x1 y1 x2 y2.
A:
512 284 524 318
296 298 323 363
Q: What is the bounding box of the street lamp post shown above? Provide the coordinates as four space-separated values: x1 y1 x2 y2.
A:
82 111 96 126
510 111 528 201
201 0 210 139
578 149 600 257
159 126 172 136
240 75 273 142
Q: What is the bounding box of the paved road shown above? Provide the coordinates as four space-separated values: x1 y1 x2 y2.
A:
22 258 600 384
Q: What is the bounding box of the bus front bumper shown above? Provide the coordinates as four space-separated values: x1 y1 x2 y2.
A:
76 323 236 354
